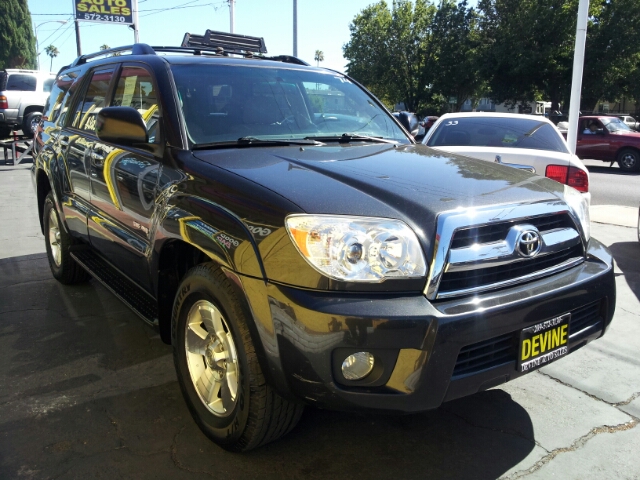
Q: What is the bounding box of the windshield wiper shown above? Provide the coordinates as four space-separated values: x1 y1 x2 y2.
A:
191 137 324 150
237 137 324 146
304 133 398 144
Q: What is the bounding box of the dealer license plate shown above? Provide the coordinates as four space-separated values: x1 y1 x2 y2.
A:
518 313 570 373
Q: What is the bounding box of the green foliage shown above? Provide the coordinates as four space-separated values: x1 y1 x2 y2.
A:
345 0 640 114
343 0 440 115
582 0 640 111
0 0 37 69
477 0 579 111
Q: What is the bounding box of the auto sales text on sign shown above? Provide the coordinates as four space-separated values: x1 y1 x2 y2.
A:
74 0 134 25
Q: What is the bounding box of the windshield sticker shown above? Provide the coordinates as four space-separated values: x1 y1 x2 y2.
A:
122 76 137 107
503 133 518 144
445 120 458 126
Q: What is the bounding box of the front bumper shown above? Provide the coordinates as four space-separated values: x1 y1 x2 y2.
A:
242 237 615 413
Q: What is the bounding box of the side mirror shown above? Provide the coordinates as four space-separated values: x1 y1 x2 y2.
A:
96 106 148 145
394 111 420 137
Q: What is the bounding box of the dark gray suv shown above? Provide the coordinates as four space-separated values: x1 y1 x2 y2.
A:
32 32 616 452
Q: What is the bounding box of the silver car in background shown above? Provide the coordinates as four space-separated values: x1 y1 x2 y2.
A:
422 112 590 200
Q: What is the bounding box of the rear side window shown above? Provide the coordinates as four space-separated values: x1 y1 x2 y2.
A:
43 72 80 126
71 67 115 133
427 117 569 154
6 74 37 91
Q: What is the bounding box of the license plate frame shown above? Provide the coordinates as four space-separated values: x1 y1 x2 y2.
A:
518 313 570 373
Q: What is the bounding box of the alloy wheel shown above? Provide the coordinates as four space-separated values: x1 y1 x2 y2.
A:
185 299 239 417
48 209 62 267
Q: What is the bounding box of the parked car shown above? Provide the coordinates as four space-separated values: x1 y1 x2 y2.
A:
0 69 56 137
615 115 639 131
417 115 439 137
33 34 615 452
575 116 640 171
422 113 590 198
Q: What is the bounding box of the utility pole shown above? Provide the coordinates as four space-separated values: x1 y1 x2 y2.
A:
566 0 589 155
74 19 82 56
133 0 140 43
229 0 235 33
293 0 298 57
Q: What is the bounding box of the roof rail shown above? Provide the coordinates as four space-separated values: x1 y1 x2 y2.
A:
264 55 310 66
181 30 267 55
69 43 156 67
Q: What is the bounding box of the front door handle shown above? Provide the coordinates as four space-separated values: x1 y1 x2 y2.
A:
91 151 105 167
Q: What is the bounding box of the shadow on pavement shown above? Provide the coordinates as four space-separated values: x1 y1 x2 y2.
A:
608 241 640 303
0 252 536 479
585 164 640 176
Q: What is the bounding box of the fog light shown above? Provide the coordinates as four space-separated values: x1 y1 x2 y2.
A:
341 352 375 380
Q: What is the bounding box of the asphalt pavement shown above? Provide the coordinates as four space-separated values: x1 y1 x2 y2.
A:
1 155 639 479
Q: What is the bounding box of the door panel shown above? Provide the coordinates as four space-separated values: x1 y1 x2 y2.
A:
87 64 162 292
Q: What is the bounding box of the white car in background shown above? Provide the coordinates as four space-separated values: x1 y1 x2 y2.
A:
422 112 590 199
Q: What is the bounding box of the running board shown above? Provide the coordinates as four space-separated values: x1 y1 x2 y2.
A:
70 247 159 327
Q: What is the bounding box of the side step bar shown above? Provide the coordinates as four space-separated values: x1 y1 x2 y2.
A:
70 247 159 327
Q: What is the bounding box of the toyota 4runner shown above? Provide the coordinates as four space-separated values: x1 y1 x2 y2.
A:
32 32 616 452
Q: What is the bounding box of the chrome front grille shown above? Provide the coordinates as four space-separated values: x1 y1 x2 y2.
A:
425 202 586 300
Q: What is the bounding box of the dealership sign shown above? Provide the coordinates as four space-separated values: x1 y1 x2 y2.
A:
74 0 134 25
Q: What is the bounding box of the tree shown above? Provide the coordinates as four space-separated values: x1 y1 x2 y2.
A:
430 0 485 112
0 0 37 69
477 0 579 111
100 44 110 50
44 45 59 71
343 0 439 113
581 0 640 111
314 50 325 67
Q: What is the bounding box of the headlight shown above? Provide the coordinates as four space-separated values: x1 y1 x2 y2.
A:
285 215 427 282
563 184 590 242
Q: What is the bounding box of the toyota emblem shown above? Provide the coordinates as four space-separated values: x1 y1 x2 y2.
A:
516 229 542 258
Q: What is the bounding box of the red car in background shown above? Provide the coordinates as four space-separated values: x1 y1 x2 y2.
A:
575 116 640 171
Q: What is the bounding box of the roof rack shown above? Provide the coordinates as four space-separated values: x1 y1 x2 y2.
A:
65 38 310 68
182 30 267 55
69 44 156 67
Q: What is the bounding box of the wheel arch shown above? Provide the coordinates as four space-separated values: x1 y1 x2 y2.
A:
36 168 52 234
154 238 280 397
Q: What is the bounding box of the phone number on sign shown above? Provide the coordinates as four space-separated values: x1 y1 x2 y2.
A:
83 14 129 22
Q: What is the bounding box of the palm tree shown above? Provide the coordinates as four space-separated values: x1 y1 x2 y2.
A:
44 45 59 72
314 50 324 67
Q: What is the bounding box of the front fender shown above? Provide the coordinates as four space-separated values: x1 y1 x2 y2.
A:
154 194 264 279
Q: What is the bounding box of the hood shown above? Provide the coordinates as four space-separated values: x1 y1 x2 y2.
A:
193 144 566 246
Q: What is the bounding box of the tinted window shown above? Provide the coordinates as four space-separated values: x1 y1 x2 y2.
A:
171 64 408 145
72 67 115 132
43 78 55 93
112 66 160 143
44 73 78 125
427 117 569 154
6 74 37 91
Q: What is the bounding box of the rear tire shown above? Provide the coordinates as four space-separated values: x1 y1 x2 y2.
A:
22 112 42 137
617 148 640 172
43 192 90 284
172 263 303 452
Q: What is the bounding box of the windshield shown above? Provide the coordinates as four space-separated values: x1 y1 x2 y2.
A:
602 117 633 133
170 64 409 146
426 116 569 154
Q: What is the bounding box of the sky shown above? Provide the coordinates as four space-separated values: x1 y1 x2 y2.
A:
28 0 383 73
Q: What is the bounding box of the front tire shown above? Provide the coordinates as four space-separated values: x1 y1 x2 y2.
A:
617 148 640 172
43 192 90 284
172 263 303 452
